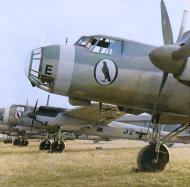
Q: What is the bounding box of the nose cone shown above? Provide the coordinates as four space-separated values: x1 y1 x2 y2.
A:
149 45 184 74
149 48 161 68
24 52 32 78
149 47 171 71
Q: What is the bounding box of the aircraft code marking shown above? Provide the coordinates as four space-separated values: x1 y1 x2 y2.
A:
45 65 53 75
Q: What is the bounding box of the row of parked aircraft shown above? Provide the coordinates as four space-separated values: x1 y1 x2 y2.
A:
1 99 190 153
2 0 187 172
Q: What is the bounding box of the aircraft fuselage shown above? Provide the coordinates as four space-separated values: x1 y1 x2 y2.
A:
26 36 190 117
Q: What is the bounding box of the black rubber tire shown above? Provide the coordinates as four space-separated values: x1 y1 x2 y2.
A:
39 140 51 150
13 138 20 146
4 139 12 144
18 138 29 146
3 139 8 144
22 139 29 146
50 141 65 153
137 144 169 172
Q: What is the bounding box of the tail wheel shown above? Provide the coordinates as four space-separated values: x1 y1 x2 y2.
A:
137 144 169 172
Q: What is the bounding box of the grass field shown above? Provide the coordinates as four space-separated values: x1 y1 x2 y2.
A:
0 140 190 187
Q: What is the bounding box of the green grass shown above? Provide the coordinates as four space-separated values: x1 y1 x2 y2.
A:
0 140 190 187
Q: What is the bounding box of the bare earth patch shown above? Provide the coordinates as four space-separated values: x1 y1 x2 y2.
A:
0 140 190 187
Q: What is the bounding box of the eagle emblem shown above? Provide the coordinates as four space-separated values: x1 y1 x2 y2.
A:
94 59 118 85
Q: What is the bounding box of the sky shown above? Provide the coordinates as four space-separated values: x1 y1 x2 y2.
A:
0 0 190 109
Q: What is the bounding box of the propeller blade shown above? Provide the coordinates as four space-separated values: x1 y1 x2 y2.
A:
151 72 168 122
172 43 190 60
30 99 38 132
99 102 102 114
31 120 34 132
33 99 38 114
161 0 173 45
46 95 50 106
177 10 189 44
27 112 36 119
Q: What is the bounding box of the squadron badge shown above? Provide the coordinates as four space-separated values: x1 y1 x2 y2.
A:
14 111 22 120
94 59 118 85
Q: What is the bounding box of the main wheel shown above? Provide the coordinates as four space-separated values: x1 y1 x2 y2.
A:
20 138 29 146
13 138 20 145
50 141 65 153
39 139 51 150
3 139 8 144
4 139 12 144
137 144 169 172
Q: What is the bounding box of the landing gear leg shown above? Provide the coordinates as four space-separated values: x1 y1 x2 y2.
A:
50 129 65 153
137 115 169 172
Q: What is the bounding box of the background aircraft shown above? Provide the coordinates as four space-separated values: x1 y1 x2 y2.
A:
25 1 190 171
1 101 190 154
0 104 45 146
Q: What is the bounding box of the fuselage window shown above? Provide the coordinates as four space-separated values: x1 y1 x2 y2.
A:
77 37 92 47
75 36 122 56
37 108 60 117
91 38 122 56
16 106 25 112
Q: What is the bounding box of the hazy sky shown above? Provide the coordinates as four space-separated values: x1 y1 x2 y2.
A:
0 0 190 108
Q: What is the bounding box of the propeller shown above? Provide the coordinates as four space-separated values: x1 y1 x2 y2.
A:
27 100 38 132
27 96 51 132
149 0 190 122
149 4 190 75
150 0 173 121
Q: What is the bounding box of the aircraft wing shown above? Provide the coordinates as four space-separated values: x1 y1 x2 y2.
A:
64 103 125 125
117 113 189 125
159 113 189 124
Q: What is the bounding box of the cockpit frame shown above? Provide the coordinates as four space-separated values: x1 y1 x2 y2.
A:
75 35 124 56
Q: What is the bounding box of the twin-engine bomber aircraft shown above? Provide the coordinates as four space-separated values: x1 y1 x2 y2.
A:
25 1 190 171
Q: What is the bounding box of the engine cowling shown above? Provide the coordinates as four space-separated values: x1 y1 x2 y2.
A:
177 57 190 81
